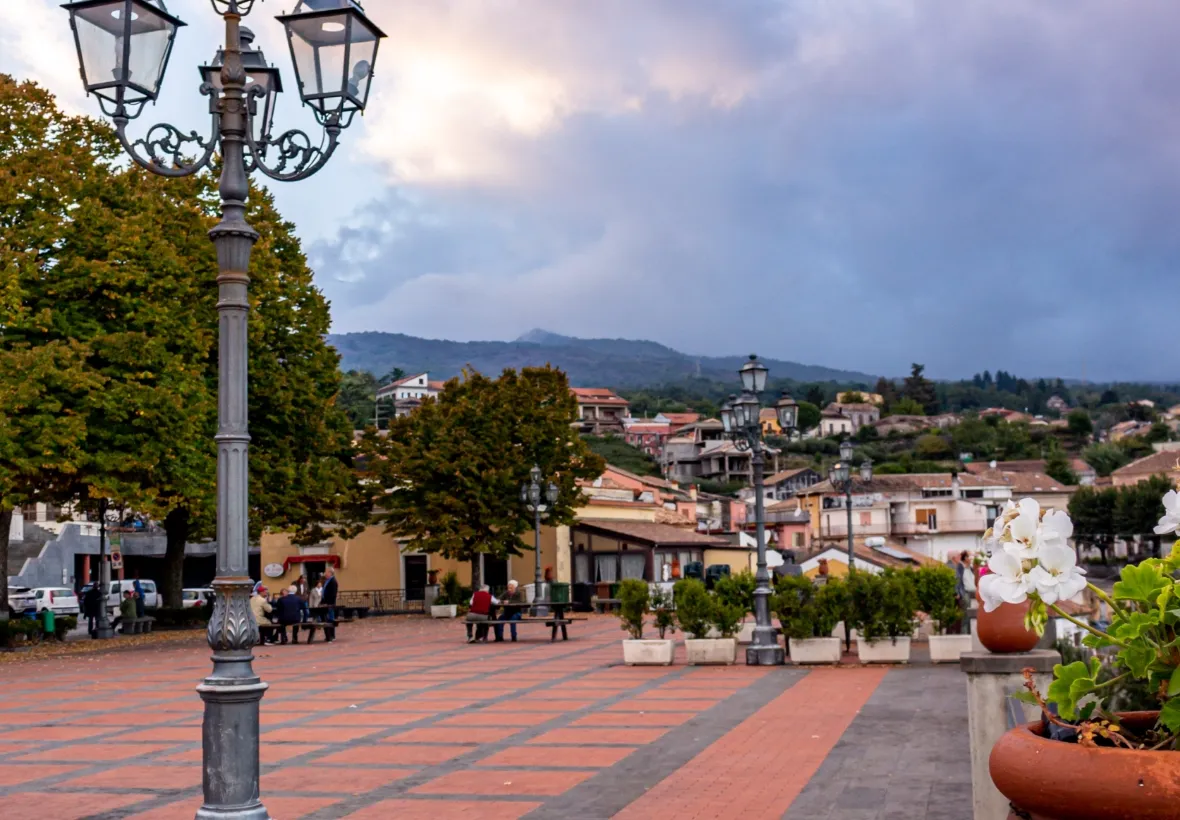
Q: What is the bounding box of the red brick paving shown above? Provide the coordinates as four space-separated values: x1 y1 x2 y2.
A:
614 667 888 820
0 615 891 819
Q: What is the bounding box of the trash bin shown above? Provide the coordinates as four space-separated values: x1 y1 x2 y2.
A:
551 582 569 604
40 608 55 635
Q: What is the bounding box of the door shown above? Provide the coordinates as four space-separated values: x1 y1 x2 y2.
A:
483 556 508 590
404 555 428 600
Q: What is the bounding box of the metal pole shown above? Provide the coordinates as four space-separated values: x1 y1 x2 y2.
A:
94 499 114 640
846 484 854 567
746 438 783 665
533 504 545 616
195 12 268 820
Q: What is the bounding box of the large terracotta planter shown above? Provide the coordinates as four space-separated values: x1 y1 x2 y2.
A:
976 594 1038 653
991 712 1180 820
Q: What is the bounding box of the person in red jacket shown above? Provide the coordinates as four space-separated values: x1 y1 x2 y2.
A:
466 585 501 643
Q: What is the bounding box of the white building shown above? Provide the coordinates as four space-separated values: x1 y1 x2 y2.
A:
376 372 445 417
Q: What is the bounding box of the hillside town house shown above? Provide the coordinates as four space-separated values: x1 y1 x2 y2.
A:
571 387 630 434
622 419 671 457
825 402 881 431
765 467 824 500
375 372 445 417
798 472 1014 561
664 420 781 485
653 412 701 432
1111 449 1180 487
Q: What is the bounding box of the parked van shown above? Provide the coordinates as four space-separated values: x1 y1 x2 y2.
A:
100 579 161 615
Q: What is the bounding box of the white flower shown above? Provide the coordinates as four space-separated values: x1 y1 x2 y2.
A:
1027 543 1087 605
1040 509 1074 546
1001 498 1042 560
1155 490 1180 535
979 550 1032 612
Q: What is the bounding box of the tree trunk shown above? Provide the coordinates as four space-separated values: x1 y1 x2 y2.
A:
163 508 189 608
0 507 11 622
470 556 481 592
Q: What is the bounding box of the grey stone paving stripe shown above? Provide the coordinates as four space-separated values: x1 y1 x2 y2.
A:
74 622 630 818
780 665 971 820
524 668 807 820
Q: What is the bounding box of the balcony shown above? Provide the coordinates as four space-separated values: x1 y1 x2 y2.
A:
891 520 986 535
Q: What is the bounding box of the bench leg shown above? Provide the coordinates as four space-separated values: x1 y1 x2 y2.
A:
550 623 558 642
561 624 568 641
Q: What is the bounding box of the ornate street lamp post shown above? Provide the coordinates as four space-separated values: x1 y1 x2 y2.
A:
827 439 873 568
719 355 798 666
61 2 385 817
521 465 559 616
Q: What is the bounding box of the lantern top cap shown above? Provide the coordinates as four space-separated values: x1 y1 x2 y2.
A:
280 0 388 35
63 0 187 29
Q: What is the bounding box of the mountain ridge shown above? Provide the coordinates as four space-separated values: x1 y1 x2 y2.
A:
327 329 879 388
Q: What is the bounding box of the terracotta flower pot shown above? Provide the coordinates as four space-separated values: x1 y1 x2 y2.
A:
976 588 1038 653
990 712 1179 820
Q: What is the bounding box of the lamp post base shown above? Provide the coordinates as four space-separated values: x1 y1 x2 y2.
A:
94 625 115 640
746 643 785 666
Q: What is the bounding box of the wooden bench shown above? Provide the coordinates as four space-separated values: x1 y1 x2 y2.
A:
258 619 349 644
118 616 155 635
468 616 584 642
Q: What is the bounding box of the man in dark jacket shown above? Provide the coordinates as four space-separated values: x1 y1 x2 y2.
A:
83 584 102 637
274 586 304 645
321 567 338 643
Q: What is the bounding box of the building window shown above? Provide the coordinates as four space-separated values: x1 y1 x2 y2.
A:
859 511 872 526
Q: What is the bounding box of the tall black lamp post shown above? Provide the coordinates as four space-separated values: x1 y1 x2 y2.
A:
828 439 873 568
61 2 385 818
719 355 798 666
521 465 559 615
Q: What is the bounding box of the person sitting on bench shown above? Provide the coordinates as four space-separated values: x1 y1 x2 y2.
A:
502 579 527 642
251 585 276 644
274 585 304 645
118 590 136 629
466 585 502 643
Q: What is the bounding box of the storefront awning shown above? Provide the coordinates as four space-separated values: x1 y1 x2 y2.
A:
282 555 341 573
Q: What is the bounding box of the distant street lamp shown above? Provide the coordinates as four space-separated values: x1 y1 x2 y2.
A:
61 2 385 817
521 465 559 615
720 355 798 666
828 439 873 567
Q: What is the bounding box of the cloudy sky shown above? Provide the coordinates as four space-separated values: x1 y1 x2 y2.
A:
5 1 1180 380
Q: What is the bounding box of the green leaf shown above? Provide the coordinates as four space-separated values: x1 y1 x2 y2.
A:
1010 691 1040 706
1109 612 1159 641
1168 668 1180 698
1083 632 1116 649
1118 644 1157 679
1047 661 1097 720
1159 699 1180 734
1113 562 1169 604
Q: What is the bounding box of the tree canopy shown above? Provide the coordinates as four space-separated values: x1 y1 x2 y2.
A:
362 366 605 589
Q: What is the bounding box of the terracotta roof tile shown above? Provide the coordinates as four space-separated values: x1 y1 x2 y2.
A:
575 519 730 546
1112 450 1180 477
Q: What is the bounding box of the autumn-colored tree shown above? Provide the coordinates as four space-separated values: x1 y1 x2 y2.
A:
0 76 368 606
364 366 605 589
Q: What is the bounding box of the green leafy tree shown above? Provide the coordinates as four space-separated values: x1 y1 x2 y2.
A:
1069 486 1117 564
889 397 926 416
1044 440 1079 486
1082 442 1132 477
1067 410 1093 440
338 369 381 429
364 366 604 589
1114 475 1174 558
0 77 369 606
903 363 939 415
915 434 952 459
582 434 661 477
874 377 899 408
796 400 821 433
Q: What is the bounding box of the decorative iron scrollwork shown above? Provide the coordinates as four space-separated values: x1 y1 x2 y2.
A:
114 85 220 178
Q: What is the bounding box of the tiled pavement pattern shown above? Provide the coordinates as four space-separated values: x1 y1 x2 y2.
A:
0 617 970 819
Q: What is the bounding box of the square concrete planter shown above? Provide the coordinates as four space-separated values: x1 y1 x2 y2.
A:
736 622 756 644
685 638 737 665
622 639 675 666
928 633 973 663
430 604 457 619
856 636 912 664
788 637 842 664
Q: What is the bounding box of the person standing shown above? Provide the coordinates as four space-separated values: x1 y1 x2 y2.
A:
83 583 101 637
321 567 338 643
132 572 146 618
274 586 304 645
309 578 323 610
502 579 526 642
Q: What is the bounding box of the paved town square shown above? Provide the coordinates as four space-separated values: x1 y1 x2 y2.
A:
0 617 969 820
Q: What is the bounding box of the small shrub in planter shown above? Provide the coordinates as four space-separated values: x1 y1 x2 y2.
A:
677 579 736 665
2 618 43 648
431 572 462 618
849 569 916 663
714 571 756 642
650 586 677 640
775 575 844 664
618 579 674 665
915 564 972 662
53 615 78 642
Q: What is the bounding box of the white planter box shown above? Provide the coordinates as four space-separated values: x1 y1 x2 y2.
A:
788 637 842 664
856 636 912 664
685 638 737 665
831 621 859 641
430 604 457 619
736 622 756 644
685 627 722 639
622 639 675 666
928 633 973 663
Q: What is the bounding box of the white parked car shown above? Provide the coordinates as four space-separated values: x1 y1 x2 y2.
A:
7 586 37 618
33 587 80 616
182 588 215 609
102 579 161 615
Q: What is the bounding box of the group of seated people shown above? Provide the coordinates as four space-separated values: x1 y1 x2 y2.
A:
250 568 338 645
465 579 528 643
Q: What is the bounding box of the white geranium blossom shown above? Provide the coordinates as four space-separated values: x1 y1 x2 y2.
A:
1000 498 1043 560
1027 543 1087 605
979 550 1031 612
1040 509 1074 546
1154 490 1180 535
